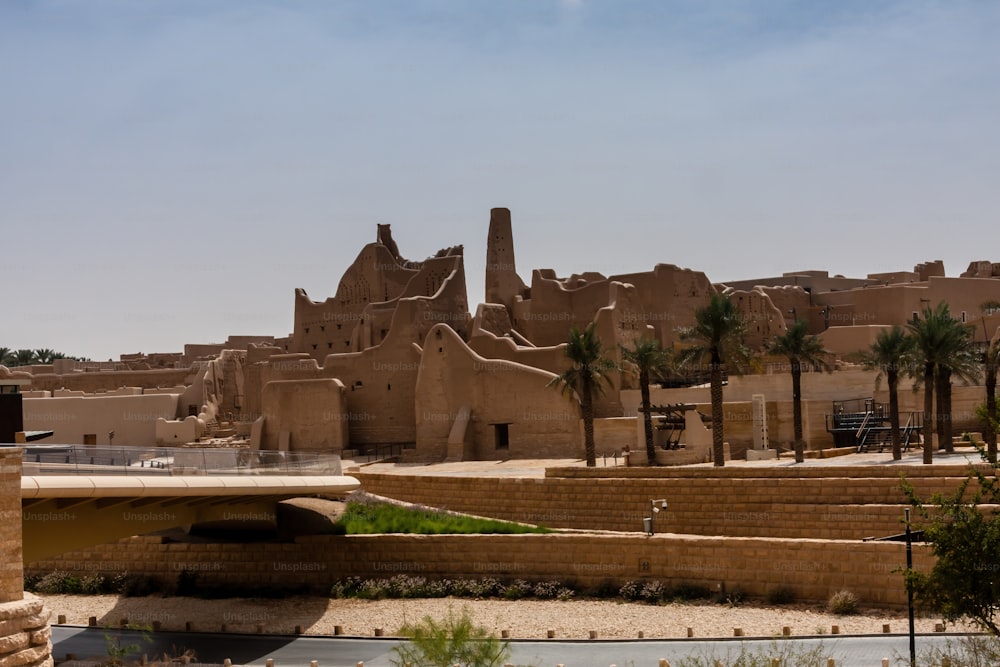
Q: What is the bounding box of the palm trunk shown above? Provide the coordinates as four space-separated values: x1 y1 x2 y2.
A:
888 370 901 461
710 351 725 467
791 358 804 463
923 362 934 464
582 375 596 467
936 366 953 452
987 357 997 463
640 369 656 465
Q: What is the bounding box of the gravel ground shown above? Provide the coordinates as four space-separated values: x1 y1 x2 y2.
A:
40 594 974 640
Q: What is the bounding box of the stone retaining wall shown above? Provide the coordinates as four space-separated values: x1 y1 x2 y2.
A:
353 466 984 538
0 594 52 667
30 532 929 608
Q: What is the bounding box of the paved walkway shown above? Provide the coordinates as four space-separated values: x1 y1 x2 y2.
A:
347 446 991 478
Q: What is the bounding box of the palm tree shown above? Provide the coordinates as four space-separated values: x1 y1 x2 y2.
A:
908 303 976 463
937 323 978 452
861 326 916 461
768 319 832 463
676 293 754 467
984 333 1000 464
0 348 13 367
622 337 672 465
548 322 616 467
11 349 37 367
33 348 59 364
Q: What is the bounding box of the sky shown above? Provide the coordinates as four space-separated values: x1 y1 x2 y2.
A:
2 0 998 361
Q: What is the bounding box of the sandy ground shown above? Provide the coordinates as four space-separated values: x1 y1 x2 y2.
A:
41 594 974 640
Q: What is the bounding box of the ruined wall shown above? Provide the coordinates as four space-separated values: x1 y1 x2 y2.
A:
22 393 180 446
24 368 193 395
292 241 418 358
260 379 349 452
246 337 422 447
724 288 787 351
415 325 580 461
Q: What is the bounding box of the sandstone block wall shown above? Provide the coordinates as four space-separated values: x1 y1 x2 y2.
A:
0 450 23 603
355 465 985 539
29 532 929 608
0 594 51 667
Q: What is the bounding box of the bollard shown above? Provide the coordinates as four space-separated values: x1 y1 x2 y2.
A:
374 628 384 637
882 659 889 667
501 630 509 638
334 625 343 636
733 627 744 637
782 626 790 636
658 660 669 667
311 662 318 667
357 663 364 667
935 623 945 632
152 621 161 632
826 660 835 667
296 625 304 635
637 631 644 639
942 657 951 667
223 660 231 667
882 623 891 634
687 627 694 637
831 625 840 635
220 624 227 633
257 623 265 634
770 659 780 667
141 656 147 666
57 614 66 625
589 630 598 639
88 616 97 627
547 629 555 638
185 621 192 632
266 660 274 667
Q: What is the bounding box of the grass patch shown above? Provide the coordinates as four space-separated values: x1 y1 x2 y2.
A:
335 496 551 534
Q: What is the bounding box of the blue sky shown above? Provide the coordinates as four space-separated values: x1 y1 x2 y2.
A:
2 0 998 361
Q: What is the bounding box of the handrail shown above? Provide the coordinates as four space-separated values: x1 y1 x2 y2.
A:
12 444 343 476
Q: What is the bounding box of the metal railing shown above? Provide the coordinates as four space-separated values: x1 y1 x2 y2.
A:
15 444 344 476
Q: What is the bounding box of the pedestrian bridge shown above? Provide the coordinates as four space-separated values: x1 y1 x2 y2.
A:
19 445 361 562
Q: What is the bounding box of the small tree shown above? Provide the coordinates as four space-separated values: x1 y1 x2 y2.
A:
904 458 1000 635
622 337 671 465
391 606 511 667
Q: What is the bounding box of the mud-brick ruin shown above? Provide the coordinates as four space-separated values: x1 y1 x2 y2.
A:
10 207 1000 464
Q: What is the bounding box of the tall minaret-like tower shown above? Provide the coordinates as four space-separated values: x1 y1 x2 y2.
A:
485 208 526 312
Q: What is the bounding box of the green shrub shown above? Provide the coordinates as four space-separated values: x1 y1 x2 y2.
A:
391 606 510 667
826 589 859 615
35 570 81 594
80 574 107 595
619 580 642 602
335 496 550 535
502 579 532 600
639 580 668 603
676 638 835 667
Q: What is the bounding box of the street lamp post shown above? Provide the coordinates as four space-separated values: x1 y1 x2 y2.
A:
645 498 668 535
905 507 915 667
